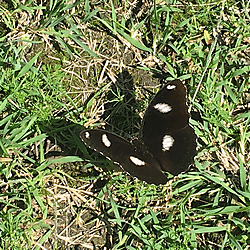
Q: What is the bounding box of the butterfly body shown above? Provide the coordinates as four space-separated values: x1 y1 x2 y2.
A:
80 79 197 185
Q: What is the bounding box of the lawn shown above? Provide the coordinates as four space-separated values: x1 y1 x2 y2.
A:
0 0 250 249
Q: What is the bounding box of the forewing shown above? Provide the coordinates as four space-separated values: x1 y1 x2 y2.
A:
141 79 190 140
80 129 167 184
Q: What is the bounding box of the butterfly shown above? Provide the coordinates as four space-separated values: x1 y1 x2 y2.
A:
80 79 197 185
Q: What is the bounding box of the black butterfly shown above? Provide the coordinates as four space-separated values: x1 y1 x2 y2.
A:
80 79 197 185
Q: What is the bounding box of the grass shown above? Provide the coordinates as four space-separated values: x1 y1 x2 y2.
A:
0 0 250 249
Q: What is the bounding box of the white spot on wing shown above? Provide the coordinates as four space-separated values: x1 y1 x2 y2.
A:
162 135 174 151
130 156 146 166
166 84 176 90
85 132 90 139
154 103 172 113
102 134 111 147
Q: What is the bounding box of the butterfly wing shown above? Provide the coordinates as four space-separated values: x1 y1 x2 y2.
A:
141 79 197 175
144 126 196 175
80 129 167 184
141 79 190 139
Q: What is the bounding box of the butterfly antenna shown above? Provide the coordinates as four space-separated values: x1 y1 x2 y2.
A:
141 86 154 95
